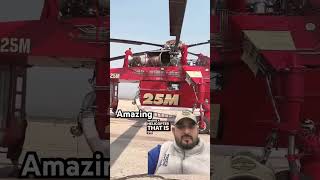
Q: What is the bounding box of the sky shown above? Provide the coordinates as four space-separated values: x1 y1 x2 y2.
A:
110 0 210 99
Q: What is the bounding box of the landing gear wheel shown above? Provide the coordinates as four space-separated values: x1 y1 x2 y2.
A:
198 117 209 134
70 124 83 137
275 170 289 180
110 107 117 118
7 159 19 178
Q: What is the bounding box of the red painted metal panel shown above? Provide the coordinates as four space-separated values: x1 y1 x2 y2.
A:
212 15 320 146
139 81 198 108
211 4 320 178
110 66 210 83
96 58 108 140
213 64 279 146
231 16 290 31
140 81 168 90
0 18 106 59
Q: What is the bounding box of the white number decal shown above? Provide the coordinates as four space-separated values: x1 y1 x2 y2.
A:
0 38 31 54
142 93 179 106
0 38 9 52
110 73 120 79
143 93 153 105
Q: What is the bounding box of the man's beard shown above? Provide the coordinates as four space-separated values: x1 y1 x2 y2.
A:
175 135 199 150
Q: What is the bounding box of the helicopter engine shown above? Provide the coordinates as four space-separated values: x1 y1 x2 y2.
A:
130 51 171 67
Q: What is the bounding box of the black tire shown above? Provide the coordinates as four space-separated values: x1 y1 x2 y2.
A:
112 107 117 113
70 125 83 137
110 108 117 118
276 171 289 180
198 117 209 134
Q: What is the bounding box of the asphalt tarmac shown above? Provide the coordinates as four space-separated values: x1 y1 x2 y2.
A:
0 119 93 179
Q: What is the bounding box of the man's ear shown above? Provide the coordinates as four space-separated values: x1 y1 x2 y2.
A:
172 126 175 134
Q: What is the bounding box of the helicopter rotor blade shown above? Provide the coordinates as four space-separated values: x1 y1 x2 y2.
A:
188 51 199 56
110 55 126 61
110 51 148 61
169 0 187 49
188 51 210 60
188 40 210 48
110 38 163 47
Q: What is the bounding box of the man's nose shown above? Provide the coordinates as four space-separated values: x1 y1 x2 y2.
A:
183 128 191 134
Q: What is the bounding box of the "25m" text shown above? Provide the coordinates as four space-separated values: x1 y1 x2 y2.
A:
142 93 179 106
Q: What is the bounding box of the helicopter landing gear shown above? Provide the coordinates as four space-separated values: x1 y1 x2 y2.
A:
6 138 25 177
70 123 83 137
275 170 312 180
112 107 117 114
109 107 117 118
7 159 20 177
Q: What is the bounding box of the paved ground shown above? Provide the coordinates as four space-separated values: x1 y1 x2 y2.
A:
0 119 93 179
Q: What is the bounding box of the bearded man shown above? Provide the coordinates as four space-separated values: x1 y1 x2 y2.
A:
148 110 210 175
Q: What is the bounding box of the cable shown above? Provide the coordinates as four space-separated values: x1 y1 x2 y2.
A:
265 74 281 123
76 134 79 156
260 74 281 164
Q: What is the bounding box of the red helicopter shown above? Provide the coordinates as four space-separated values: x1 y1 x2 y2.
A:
212 0 320 179
0 0 108 175
109 0 211 134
